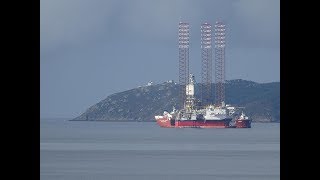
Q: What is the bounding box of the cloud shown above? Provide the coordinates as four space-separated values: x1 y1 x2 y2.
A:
41 0 279 52
41 0 118 50
230 0 279 48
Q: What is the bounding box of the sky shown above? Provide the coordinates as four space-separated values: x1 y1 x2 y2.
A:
40 0 280 118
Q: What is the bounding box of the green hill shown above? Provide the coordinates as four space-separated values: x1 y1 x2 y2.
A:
73 79 280 122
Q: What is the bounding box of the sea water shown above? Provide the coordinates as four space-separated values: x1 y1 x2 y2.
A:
40 119 280 180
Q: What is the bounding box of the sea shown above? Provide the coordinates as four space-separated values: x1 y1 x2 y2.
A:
40 119 280 180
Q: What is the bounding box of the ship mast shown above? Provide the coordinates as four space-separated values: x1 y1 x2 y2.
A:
201 22 213 106
214 21 226 107
178 22 190 110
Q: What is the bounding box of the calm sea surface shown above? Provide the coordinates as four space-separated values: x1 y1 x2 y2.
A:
40 119 280 180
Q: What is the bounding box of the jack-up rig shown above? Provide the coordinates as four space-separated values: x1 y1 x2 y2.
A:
155 21 252 128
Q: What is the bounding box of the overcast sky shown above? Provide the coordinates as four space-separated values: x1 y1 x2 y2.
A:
40 0 279 118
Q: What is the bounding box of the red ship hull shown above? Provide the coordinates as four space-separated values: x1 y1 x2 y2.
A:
156 117 232 128
235 119 252 128
155 117 175 128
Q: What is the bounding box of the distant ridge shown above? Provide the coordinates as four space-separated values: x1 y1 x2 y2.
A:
73 79 280 122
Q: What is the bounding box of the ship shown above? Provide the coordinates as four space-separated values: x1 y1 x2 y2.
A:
155 74 252 128
235 112 252 128
155 105 234 128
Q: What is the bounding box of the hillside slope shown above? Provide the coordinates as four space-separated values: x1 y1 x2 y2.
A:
74 79 280 122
